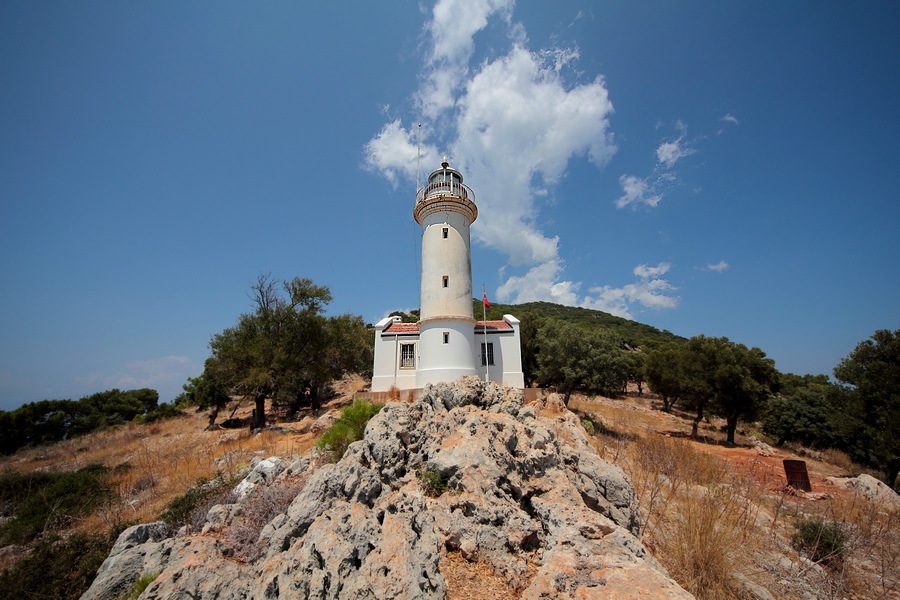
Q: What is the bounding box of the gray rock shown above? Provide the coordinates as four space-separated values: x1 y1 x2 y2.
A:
81 377 692 600
79 522 175 600
234 456 286 498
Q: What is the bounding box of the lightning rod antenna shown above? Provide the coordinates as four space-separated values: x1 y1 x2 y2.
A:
415 122 421 201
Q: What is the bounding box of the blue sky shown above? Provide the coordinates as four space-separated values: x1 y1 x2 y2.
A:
1 1 898 410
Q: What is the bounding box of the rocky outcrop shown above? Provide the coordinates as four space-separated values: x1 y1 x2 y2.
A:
83 377 693 599
825 473 900 508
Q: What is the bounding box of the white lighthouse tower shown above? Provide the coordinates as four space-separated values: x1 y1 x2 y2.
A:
413 157 478 387
370 158 524 394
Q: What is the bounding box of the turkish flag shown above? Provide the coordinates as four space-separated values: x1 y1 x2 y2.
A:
483 292 490 309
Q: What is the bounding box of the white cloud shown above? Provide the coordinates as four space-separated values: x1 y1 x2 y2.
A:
614 121 694 209
366 0 640 311
615 174 661 209
634 262 671 279
367 1 616 273
363 120 439 186
429 0 513 65
656 139 695 169
721 113 739 125
496 260 678 320
496 260 580 305
703 260 729 272
585 263 679 318
656 122 695 168
419 0 515 118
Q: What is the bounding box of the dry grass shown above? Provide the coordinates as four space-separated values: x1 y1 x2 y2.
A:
0 405 318 536
617 434 764 600
567 392 900 600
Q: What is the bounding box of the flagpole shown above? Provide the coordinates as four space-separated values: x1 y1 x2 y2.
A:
482 284 489 383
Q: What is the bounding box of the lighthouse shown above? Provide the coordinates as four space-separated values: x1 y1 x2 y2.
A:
370 159 524 393
413 158 479 387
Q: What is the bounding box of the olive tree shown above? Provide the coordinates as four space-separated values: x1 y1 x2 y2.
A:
832 329 900 487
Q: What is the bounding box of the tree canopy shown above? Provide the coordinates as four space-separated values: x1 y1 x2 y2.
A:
832 329 900 486
646 335 778 443
0 388 160 454
533 319 628 403
202 275 372 428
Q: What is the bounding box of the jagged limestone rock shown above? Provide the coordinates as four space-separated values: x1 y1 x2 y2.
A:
82 378 693 599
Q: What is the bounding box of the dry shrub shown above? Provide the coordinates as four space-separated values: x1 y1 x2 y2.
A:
227 477 306 562
388 385 401 402
820 448 855 474
622 434 763 600
821 493 900 599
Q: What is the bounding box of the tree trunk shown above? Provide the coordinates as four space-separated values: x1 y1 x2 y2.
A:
310 386 321 411
886 456 900 490
726 415 738 445
563 387 572 407
206 404 220 430
691 406 704 439
252 393 266 429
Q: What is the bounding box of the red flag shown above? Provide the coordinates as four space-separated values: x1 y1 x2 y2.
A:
483 292 490 308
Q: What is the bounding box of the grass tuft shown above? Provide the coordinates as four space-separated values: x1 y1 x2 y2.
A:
315 399 382 462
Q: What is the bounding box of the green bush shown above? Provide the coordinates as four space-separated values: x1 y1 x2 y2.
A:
0 465 113 545
791 518 848 567
0 531 112 600
581 418 596 436
416 466 447 497
116 572 159 600
316 399 382 462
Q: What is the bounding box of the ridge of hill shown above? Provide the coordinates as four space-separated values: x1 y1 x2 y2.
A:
487 300 684 346
393 300 685 347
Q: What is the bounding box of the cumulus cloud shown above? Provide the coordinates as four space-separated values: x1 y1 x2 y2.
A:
365 1 683 319
614 121 694 209
656 138 694 169
366 0 616 273
615 174 661 209
584 262 679 318
496 260 678 320
496 260 580 305
634 262 672 279
419 0 515 118
656 121 695 169
363 120 439 186
703 260 729 272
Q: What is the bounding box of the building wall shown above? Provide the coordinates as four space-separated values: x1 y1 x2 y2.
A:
371 316 418 392
475 315 525 388
372 315 525 392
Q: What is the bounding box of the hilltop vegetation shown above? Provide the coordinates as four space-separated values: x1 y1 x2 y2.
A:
476 299 684 347
0 388 180 456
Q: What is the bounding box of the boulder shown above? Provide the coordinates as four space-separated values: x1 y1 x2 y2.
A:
825 473 900 508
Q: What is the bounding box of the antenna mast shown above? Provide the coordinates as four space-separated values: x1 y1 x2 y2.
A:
414 122 422 307
415 122 421 200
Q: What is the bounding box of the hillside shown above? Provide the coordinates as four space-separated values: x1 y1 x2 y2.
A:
1 379 898 600
485 300 685 347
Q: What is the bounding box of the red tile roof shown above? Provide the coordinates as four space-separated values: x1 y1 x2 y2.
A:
477 320 513 331
381 320 513 335
382 322 420 334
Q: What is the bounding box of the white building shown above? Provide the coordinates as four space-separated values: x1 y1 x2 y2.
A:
371 159 524 392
